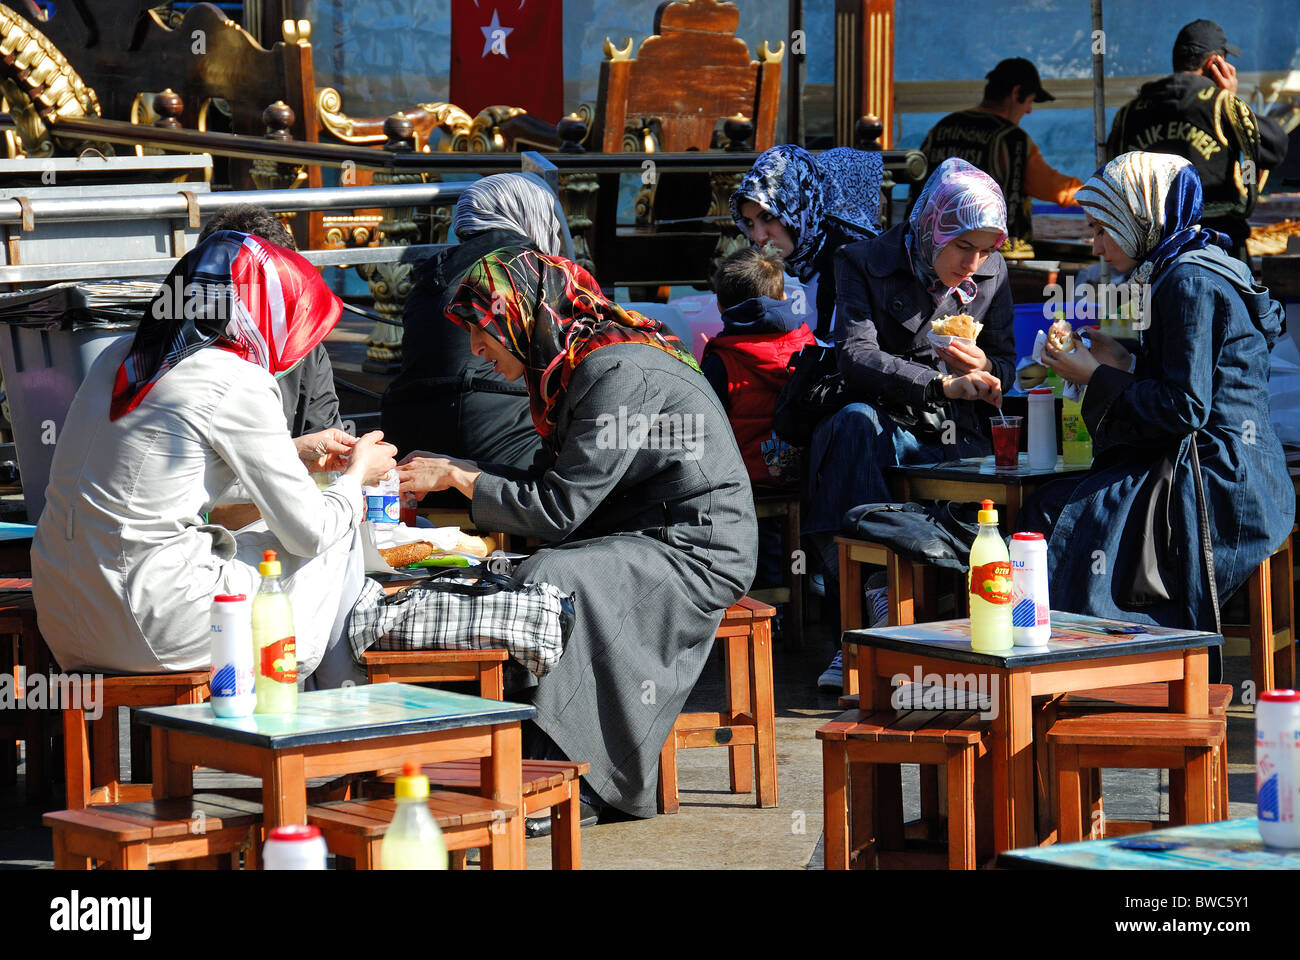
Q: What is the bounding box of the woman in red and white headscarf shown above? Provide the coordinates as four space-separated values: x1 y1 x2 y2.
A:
33 231 397 680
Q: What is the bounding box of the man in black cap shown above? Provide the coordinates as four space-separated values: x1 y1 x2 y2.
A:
912 58 1084 257
1107 19 1288 260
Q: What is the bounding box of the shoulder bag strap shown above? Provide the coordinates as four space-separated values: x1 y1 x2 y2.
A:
1188 431 1222 637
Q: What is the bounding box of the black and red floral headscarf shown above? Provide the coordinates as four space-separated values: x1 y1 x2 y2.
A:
445 247 699 442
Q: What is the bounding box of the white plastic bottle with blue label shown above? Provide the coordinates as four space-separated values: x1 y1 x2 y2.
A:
209 594 255 718
1257 689 1300 847
363 470 400 524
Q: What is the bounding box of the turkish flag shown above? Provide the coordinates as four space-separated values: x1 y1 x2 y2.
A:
450 0 565 123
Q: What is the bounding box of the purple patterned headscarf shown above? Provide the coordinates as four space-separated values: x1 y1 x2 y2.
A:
906 157 1008 305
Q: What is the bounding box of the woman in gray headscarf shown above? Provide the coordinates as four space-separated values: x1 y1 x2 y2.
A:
381 173 574 470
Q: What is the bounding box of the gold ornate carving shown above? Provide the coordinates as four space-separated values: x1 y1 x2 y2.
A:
603 37 634 61
469 106 526 153
758 40 785 64
316 87 387 144
0 2 106 157
282 18 312 45
357 164 425 370
558 172 599 276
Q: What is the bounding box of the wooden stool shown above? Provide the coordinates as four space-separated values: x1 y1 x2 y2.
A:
834 536 966 698
750 484 804 648
362 648 509 699
1052 683 1234 826
1223 528 1295 697
43 793 262 870
308 792 519 870
365 758 587 869
657 597 777 813
1048 713 1226 842
63 671 210 809
0 586 50 800
818 708 990 870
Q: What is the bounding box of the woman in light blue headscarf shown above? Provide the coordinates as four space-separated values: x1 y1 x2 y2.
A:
1028 151 1293 675
730 145 885 338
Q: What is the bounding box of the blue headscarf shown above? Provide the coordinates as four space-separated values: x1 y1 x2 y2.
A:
1073 152 1230 284
729 145 881 282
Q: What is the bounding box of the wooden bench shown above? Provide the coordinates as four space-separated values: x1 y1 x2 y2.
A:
43 793 262 870
307 792 518 870
364 759 588 869
818 707 990 870
1048 713 1226 843
657 597 778 813
749 485 804 648
362 648 510 699
1222 527 1295 697
63 671 210 810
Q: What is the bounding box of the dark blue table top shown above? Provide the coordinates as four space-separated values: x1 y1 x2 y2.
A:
843 611 1222 668
888 454 1091 485
136 681 535 750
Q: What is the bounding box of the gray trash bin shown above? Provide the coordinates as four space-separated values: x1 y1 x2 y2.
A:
0 281 156 522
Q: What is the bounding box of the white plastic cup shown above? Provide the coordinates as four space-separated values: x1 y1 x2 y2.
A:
1009 533 1051 645
263 824 329 869
1027 387 1057 471
209 594 255 718
1256 689 1300 848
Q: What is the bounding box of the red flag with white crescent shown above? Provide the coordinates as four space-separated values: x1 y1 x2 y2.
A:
450 0 565 123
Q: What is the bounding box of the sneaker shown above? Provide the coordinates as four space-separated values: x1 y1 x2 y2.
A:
866 585 889 628
809 573 826 598
817 651 843 692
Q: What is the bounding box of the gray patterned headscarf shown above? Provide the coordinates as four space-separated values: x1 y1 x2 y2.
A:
451 172 574 260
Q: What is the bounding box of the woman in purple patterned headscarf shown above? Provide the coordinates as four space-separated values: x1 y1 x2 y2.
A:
805 157 1017 693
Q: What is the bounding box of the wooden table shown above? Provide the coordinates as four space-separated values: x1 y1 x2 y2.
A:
843 613 1222 855
888 455 1090 530
137 682 535 868
999 817 1299 869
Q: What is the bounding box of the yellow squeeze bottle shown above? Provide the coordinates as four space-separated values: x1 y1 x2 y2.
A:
380 762 448 870
968 500 1013 651
252 550 298 714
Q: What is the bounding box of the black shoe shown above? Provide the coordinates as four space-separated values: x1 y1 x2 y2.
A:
524 800 601 839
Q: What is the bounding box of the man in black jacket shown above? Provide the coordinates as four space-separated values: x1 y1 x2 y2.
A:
1107 19 1289 260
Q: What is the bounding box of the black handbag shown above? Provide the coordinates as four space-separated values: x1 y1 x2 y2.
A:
772 344 947 447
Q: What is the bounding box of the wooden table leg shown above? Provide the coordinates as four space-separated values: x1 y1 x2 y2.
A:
822 740 848 870
749 616 778 808
481 721 522 870
480 661 505 700
261 751 307 828
991 669 1033 853
725 633 754 795
1168 648 1210 826
839 540 862 697
151 727 193 801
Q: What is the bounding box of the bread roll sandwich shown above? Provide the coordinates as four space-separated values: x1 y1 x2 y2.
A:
1047 319 1084 354
930 314 983 340
378 541 436 567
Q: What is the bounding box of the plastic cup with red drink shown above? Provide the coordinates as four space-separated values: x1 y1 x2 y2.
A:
991 415 1022 469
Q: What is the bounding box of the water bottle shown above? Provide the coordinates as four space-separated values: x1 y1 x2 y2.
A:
380 761 448 870
363 470 400 524
1256 689 1300 848
209 594 255 718
968 500 1012 651
253 550 297 715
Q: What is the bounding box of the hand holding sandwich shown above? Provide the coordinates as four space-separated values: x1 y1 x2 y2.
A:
1041 319 1100 385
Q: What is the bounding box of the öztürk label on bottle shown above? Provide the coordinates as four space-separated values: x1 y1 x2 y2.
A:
970 561 1012 604
260 636 298 685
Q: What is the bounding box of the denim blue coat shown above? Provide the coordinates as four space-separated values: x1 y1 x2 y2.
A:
1042 245 1294 630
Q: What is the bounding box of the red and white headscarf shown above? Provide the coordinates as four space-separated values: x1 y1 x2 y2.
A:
110 231 341 420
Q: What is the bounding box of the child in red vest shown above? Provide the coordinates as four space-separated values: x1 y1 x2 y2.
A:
701 247 817 485
701 247 816 589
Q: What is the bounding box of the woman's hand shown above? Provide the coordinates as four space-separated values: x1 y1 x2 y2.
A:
1042 338 1102 384
342 431 398 486
942 370 1003 408
397 451 481 499
294 428 357 473
1080 326 1132 372
934 339 991 375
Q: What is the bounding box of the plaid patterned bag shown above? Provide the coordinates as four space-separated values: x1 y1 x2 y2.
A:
347 567 575 678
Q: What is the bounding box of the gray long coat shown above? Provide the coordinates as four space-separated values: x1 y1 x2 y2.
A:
471 345 758 817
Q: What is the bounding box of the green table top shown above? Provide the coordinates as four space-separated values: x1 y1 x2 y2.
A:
998 819 1300 869
136 681 535 750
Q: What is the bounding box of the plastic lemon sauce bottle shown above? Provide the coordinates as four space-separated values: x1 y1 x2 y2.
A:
252 549 298 715
381 762 448 870
968 499 1012 651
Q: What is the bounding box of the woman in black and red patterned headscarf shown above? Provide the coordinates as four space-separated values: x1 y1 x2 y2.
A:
397 247 758 826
